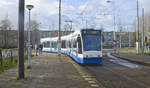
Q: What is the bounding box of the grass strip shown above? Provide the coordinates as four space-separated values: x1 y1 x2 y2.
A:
0 55 29 74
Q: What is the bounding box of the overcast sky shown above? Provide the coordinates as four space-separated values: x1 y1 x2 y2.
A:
0 0 150 31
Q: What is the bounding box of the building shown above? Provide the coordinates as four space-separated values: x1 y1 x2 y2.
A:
102 31 136 48
102 31 114 48
0 30 72 48
0 29 136 48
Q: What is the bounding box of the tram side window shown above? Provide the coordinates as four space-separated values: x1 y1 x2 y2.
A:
43 42 45 47
78 37 82 54
50 41 52 48
54 42 57 49
44 41 50 48
73 39 77 48
61 40 66 48
51 41 54 48
69 40 71 48
67 40 70 48
66 40 69 48
52 41 56 49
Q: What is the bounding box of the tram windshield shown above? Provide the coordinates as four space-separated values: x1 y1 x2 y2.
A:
82 30 101 51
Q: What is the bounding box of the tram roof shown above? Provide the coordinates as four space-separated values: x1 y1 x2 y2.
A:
41 29 100 42
41 29 80 42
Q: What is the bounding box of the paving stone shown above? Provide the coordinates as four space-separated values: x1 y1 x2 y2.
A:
0 53 92 88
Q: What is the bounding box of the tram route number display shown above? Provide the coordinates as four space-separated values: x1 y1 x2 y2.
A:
82 30 100 35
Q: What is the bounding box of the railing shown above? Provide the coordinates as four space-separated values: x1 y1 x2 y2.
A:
0 49 19 66
0 48 29 67
1 49 18 59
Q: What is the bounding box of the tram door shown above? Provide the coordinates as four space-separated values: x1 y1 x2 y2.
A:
77 35 82 54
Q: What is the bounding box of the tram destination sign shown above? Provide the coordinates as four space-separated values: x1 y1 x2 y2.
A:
82 30 101 35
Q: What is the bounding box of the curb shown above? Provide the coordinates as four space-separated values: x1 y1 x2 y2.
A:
111 54 150 67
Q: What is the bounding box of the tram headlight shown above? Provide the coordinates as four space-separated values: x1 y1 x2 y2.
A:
99 52 103 57
83 53 86 58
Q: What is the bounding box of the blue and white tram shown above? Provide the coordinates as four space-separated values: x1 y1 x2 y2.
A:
41 29 102 64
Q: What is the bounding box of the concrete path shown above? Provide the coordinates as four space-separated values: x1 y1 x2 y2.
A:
112 53 150 67
0 53 92 88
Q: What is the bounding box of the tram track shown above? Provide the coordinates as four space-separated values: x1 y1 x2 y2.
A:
81 56 150 88
83 64 113 88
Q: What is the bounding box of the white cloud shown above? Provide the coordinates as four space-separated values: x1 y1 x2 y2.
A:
139 0 150 12
0 0 150 31
0 0 77 30
0 0 14 7
26 0 59 15
0 0 17 29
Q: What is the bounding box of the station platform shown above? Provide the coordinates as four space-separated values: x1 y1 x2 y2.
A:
0 53 99 88
112 53 150 67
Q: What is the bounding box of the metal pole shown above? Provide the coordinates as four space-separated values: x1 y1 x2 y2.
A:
113 9 117 54
136 0 140 54
18 0 25 78
120 34 122 48
109 0 116 53
142 8 145 53
128 31 131 47
58 0 61 56
28 10 31 67
114 15 116 41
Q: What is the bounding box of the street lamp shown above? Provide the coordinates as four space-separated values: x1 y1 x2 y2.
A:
106 0 116 41
26 4 34 68
106 0 117 53
142 8 145 53
106 1 111 3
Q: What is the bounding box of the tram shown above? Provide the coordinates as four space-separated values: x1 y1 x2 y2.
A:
41 29 102 64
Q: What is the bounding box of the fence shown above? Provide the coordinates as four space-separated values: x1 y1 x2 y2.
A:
0 49 18 66
0 49 29 73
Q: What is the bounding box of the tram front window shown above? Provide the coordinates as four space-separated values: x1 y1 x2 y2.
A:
82 30 101 51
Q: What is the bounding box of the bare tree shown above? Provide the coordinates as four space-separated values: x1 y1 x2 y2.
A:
0 19 12 48
26 20 40 47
